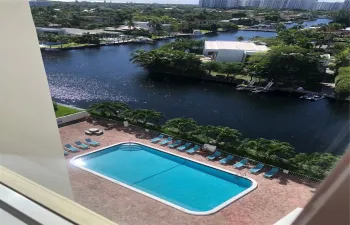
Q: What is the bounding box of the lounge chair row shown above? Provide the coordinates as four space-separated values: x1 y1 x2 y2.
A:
150 134 201 154
208 152 278 178
64 138 100 154
150 134 279 178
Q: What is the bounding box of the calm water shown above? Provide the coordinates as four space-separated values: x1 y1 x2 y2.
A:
43 22 349 155
74 143 253 212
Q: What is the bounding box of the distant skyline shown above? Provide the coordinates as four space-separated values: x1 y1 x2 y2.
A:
50 0 345 4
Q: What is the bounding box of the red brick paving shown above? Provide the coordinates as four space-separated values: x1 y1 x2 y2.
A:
60 121 316 225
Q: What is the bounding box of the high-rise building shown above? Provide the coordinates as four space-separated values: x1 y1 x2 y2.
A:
199 0 214 8
238 0 248 7
249 0 262 7
343 0 350 9
300 0 317 10
199 0 239 8
199 0 346 10
330 2 344 11
315 1 333 10
285 0 302 9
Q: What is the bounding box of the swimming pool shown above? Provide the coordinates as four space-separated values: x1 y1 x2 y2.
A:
71 142 257 215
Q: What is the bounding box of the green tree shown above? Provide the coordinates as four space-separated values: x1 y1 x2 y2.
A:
215 127 242 149
264 14 280 22
220 62 244 77
276 23 286 32
194 125 218 143
335 48 350 70
131 49 203 76
209 23 218 32
237 139 258 155
333 10 350 27
335 66 350 97
237 36 244 41
201 61 220 75
163 118 198 137
87 102 129 118
127 19 135 30
131 109 163 125
220 23 238 32
248 45 323 85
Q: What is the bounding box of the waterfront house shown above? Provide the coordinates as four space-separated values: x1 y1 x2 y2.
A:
203 41 269 62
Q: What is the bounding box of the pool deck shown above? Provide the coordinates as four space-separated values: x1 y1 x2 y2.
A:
60 121 317 225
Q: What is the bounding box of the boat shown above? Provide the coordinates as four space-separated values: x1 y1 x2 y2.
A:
236 80 256 91
251 81 274 93
300 93 325 101
312 94 325 101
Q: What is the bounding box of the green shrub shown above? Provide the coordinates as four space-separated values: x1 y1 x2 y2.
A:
335 66 350 97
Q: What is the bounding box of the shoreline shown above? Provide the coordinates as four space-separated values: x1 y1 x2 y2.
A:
40 33 196 51
147 72 349 102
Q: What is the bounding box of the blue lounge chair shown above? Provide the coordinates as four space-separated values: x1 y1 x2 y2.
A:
64 144 79 152
75 141 90 150
250 163 265 173
85 138 100 146
64 150 69 156
234 158 248 168
186 145 200 154
219 155 234 164
159 137 172 146
150 134 164 143
207 151 222 161
168 140 182 148
264 167 279 178
177 143 191 151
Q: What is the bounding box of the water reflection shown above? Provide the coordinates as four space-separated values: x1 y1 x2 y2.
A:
44 26 348 155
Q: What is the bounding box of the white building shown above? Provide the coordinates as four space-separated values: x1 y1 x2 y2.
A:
203 41 269 62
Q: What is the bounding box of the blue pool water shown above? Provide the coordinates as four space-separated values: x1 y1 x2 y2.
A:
72 143 256 214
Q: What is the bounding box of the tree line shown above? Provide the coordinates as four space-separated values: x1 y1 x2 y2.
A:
31 3 238 34
87 101 340 180
38 33 101 46
131 39 328 85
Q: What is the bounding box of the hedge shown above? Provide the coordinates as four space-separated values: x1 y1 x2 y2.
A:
335 66 350 97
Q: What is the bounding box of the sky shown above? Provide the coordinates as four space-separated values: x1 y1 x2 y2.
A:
51 0 345 4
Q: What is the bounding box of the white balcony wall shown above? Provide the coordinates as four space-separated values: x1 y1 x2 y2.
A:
0 1 73 199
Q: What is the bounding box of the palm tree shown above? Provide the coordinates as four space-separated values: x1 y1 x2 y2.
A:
87 102 129 118
193 125 218 143
127 19 135 30
163 118 198 138
131 109 163 125
87 103 115 117
201 61 220 76
215 127 242 147
220 62 244 78
237 36 244 41
237 138 257 155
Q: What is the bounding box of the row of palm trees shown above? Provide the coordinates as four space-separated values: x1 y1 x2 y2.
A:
87 101 339 179
87 102 162 126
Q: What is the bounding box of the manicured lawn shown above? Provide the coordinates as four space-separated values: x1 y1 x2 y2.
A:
200 30 211 34
55 105 80 118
